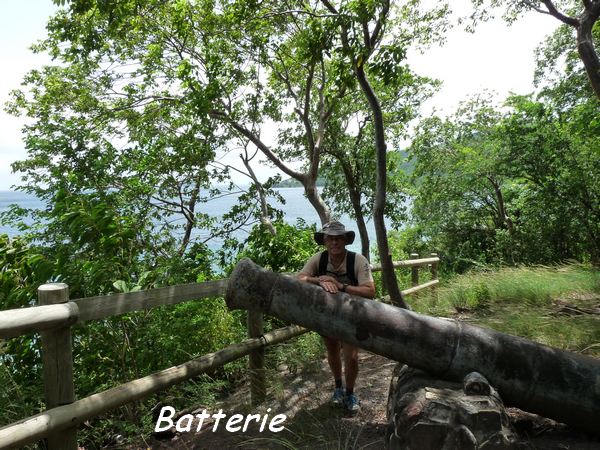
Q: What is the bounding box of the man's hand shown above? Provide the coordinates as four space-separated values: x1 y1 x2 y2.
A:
298 273 374 298
317 275 342 293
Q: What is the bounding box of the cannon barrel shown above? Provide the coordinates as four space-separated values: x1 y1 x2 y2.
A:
226 258 600 435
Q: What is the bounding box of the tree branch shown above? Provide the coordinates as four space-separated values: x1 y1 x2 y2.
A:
258 9 338 19
370 0 390 48
362 20 371 50
211 110 306 182
241 149 276 235
301 61 316 152
110 95 181 113
320 0 339 15
271 50 299 104
539 0 580 27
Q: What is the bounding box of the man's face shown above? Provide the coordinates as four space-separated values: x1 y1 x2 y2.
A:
324 234 347 256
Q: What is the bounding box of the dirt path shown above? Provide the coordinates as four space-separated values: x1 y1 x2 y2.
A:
133 349 600 450
141 351 395 450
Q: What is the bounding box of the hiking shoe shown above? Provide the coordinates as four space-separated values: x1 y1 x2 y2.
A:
344 393 360 413
331 387 345 406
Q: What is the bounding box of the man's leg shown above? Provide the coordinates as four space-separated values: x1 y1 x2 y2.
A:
323 337 345 405
341 343 359 390
342 343 360 413
323 336 342 381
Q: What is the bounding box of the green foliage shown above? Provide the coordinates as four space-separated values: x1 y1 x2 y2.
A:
415 264 600 315
387 226 432 263
44 190 147 296
0 236 55 393
412 264 600 358
0 234 54 308
72 297 246 397
409 90 600 271
0 359 44 432
0 201 242 446
267 332 324 375
224 220 319 274
0 236 51 426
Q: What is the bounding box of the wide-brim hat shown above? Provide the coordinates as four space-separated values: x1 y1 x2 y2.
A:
314 221 355 245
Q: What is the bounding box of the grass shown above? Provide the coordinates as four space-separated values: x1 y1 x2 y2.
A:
410 264 600 357
236 409 380 450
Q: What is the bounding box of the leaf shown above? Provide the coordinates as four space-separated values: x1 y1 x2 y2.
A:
113 280 129 293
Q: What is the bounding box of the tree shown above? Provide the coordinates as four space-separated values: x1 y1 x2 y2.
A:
499 94 600 263
37 0 361 230
409 91 600 269
320 70 435 259
409 95 520 269
7 1 325 262
320 0 448 306
26 1 447 254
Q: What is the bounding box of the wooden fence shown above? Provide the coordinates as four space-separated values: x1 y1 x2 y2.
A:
0 254 439 449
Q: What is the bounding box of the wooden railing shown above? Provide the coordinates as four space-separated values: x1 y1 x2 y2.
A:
371 253 440 297
0 253 439 449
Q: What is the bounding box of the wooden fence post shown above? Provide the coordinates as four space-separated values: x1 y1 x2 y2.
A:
38 283 77 450
410 253 420 287
430 253 439 280
247 310 266 405
430 253 439 295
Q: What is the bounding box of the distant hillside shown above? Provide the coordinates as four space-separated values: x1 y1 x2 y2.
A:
274 177 325 188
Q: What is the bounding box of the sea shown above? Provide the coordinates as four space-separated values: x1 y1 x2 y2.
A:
0 188 378 254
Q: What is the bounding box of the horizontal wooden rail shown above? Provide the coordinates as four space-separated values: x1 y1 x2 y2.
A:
0 324 307 450
380 280 440 304
0 255 440 340
0 254 440 449
401 279 439 296
72 279 228 322
370 257 440 272
0 303 79 339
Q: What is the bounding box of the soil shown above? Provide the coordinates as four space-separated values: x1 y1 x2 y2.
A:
127 351 600 450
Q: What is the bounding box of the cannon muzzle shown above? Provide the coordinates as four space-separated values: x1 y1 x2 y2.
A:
226 258 600 435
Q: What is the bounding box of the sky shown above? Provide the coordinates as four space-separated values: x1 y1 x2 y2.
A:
0 1 560 191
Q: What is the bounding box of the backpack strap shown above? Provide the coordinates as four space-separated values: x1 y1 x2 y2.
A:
318 250 358 286
318 251 329 276
346 251 358 286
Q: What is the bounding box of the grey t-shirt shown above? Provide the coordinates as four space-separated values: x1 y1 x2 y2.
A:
299 251 374 286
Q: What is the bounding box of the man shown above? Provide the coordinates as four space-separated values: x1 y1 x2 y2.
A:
298 221 376 413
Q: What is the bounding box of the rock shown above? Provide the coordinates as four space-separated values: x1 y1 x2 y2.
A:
386 365 521 449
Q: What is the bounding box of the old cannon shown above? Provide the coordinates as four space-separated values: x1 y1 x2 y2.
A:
225 258 600 436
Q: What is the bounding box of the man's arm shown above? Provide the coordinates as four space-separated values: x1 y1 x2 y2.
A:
344 281 376 299
299 272 376 297
297 273 321 285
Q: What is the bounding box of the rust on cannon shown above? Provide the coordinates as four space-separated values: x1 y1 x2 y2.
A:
226 258 600 435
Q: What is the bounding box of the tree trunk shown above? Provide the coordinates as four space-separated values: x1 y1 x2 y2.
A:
577 10 600 100
304 183 331 226
351 195 371 260
487 175 514 234
179 180 201 255
241 154 276 235
535 0 600 100
340 159 370 259
355 64 406 308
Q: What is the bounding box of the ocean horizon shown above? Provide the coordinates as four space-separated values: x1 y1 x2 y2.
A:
0 188 382 254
